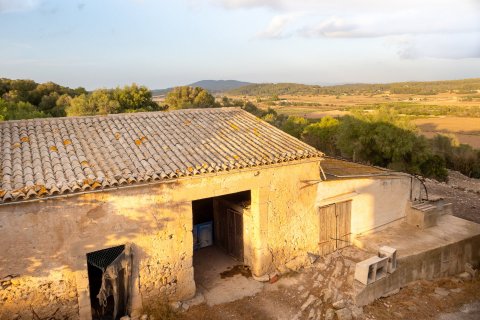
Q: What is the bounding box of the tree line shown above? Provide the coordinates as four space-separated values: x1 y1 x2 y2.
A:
0 78 163 121
226 78 480 96
1 80 479 180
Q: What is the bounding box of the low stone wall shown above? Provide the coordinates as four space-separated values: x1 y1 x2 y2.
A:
354 232 480 306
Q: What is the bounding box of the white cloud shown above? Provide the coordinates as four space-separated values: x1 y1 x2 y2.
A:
207 0 480 60
256 14 298 39
389 34 480 60
0 0 40 13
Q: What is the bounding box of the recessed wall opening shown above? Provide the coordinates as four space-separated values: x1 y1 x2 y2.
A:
192 191 251 291
86 244 132 320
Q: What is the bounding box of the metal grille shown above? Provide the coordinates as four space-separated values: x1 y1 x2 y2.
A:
87 245 125 271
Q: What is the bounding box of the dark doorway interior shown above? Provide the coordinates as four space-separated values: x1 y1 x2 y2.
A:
192 191 251 292
86 245 132 320
192 191 250 261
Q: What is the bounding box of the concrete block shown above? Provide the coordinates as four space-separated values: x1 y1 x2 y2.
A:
406 204 438 229
379 246 397 273
354 256 388 285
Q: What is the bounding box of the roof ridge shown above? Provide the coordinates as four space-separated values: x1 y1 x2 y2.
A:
0 107 243 126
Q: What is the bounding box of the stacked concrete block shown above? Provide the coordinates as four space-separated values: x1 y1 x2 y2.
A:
354 256 388 285
379 246 397 274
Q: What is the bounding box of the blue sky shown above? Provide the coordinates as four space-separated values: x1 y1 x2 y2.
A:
1 0 479 90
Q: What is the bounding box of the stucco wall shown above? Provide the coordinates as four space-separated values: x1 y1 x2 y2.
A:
0 158 321 319
316 176 413 235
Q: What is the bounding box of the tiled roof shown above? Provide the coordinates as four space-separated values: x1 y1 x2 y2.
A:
0 108 322 203
321 157 390 179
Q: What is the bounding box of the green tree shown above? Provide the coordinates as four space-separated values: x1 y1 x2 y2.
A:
333 109 447 180
281 116 309 138
165 86 216 110
0 98 7 121
2 99 45 120
302 116 340 155
66 94 95 116
113 83 159 112
54 94 72 117
66 90 121 116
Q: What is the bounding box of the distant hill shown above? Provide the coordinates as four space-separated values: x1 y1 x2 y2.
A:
152 80 253 96
227 78 480 96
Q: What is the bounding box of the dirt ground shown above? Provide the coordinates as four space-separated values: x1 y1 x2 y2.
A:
181 248 368 320
176 247 480 320
364 277 480 320
425 170 480 223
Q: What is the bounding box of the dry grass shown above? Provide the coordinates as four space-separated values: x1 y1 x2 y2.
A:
227 92 480 118
227 92 480 149
142 300 181 320
413 117 480 148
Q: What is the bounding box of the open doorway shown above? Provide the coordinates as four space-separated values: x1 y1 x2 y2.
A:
86 244 132 320
192 191 251 292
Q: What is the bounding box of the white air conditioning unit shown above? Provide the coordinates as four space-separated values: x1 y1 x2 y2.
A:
354 256 388 285
379 246 397 274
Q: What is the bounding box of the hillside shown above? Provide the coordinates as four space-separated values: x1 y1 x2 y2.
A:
227 78 480 96
152 80 253 95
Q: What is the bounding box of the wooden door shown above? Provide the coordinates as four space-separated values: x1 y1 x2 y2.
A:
318 200 352 255
227 208 244 261
213 199 244 261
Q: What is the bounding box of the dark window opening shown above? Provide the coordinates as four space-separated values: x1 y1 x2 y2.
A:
86 244 132 320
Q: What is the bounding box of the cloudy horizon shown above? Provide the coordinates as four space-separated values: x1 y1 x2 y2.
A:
1 0 479 89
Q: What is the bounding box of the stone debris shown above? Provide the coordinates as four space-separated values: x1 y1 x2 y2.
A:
301 295 317 311
286 254 310 271
183 292 206 308
457 272 472 281
269 273 280 284
308 252 320 264
465 263 478 278
325 308 335 320
351 306 364 319
335 308 353 320
169 301 182 310
332 299 346 309
434 287 450 297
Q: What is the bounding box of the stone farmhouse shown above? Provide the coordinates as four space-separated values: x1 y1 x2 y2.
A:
0 108 431 319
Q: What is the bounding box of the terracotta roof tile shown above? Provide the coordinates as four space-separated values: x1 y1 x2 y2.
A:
0 108 322 203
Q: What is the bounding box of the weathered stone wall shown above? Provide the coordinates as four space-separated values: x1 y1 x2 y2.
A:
316 176 413 235
0 158 321 319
